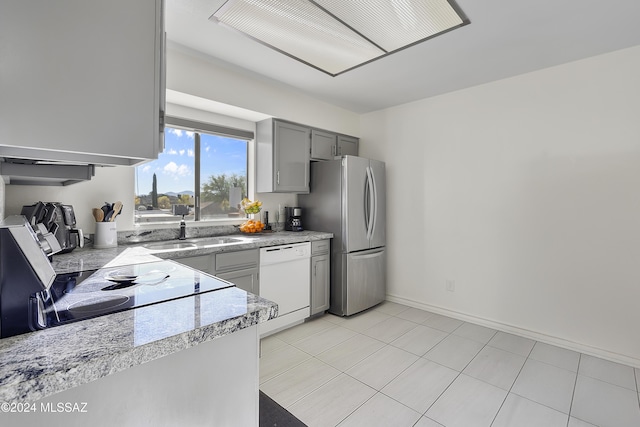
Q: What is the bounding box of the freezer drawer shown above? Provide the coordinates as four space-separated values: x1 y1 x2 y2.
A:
334 248 386 316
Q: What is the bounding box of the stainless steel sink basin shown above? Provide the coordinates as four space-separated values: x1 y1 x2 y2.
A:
143 242 198 251
143 235 258 252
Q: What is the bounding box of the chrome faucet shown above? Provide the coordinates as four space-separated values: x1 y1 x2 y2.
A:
178 216 186 240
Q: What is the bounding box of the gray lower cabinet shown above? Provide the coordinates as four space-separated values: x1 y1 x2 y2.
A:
310 240 330 315
175 248 260 294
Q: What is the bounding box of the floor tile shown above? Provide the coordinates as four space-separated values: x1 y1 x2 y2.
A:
571 374 640 427
395 307 433 324
414 417 444 427
323 313 348 325
463 346 526 390
260 358 341 407
426 374 507 427
316 333 386 372
492 393 568 427
340 309 391 333
381 358 458 413
292 325 357 356
568 417 598 427
422 313 464 333
337 392 421 427
273 317 335 344
372 301 410 316
424 334 484 371
287 374 376 427
487 331 535 357
259 344 312 384
390 324 448 356
579 354 637 391
452 322 497 344
362 316 417 343
260 334 288 355
511 358 577 414
346 345 419 390
529 341 580 372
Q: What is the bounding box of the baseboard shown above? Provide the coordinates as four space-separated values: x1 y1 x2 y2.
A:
386 294 640 369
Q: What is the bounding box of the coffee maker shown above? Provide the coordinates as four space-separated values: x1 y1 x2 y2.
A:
284 207 303 232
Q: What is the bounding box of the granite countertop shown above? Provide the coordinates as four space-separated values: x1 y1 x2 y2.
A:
0 231 332 403
51 230 333 273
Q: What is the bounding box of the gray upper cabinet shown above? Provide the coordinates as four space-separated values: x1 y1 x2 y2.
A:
257 119 310 193
337 135 359 157
0 0 165 166
311 130 337 161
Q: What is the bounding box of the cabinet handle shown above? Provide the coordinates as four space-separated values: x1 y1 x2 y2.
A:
314 265 317 276
331 145 335 156
276 170 280 185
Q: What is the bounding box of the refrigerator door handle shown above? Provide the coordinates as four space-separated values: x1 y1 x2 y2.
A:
365 166 375 240
370 165 378 240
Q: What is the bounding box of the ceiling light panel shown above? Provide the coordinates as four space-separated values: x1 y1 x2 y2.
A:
211 0 468 76
212 0 386 75
314 0 465 51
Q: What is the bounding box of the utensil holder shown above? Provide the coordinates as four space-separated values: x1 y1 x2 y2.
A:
94 222 117 248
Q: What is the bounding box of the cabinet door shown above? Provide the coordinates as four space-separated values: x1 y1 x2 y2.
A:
311 254 330 315
0 0 164 166
337 135 359 157
175 255 214 275
311 129 337 160
217 268 259 294
274 121 311 193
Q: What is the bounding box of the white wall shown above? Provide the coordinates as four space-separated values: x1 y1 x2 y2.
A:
4 166 135 235
166 44 360 136
360 45 640 365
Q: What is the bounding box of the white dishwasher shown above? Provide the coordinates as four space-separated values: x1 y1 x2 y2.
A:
259 242 311 336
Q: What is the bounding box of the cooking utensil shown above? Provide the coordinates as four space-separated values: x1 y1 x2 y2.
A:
110 201 123 222
92 208 104 222
101 203 111 221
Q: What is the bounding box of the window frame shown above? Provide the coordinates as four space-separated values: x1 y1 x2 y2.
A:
135 116 254 225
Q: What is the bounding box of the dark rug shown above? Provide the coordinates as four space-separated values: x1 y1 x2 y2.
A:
260 391 307 427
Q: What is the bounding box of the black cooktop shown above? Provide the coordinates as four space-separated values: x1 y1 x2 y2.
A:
34 260 234 328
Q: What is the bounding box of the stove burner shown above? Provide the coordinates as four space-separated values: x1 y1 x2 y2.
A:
67 295 130 315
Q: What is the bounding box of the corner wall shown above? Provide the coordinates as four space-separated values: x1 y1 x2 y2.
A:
359 45 640 365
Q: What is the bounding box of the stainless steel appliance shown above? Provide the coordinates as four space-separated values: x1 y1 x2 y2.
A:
284 206 303 231
299 155 386 316
0 216 234 338
21 202 84 253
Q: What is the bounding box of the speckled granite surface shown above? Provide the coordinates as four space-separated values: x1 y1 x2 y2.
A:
0 288 277 403
52 230 333 273
0 231 332 403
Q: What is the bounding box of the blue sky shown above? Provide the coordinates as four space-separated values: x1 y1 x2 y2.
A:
135 127 247 196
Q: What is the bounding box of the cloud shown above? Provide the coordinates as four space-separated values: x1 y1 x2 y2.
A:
163 162 191 177
205 146 211 152
166 148 178 155
187 149 194 157
168 129 195 139
142 165 151 172
179 149 185 156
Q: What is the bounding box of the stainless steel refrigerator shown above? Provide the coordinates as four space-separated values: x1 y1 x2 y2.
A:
299 155 386 316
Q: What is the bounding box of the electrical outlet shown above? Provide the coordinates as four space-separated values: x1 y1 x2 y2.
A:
446 280 455 292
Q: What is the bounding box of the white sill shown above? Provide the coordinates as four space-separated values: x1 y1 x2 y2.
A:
133 218 247 230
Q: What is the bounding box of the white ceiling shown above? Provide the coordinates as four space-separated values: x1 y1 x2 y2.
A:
166 0 640 114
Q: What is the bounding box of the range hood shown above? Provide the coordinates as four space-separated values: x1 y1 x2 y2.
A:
0 158 95 186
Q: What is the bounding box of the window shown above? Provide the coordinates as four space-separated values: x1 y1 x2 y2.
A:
135 117 253 223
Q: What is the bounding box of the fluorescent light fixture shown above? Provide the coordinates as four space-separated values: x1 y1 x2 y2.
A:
211 0 469 76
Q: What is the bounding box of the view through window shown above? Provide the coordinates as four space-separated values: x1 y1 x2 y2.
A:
135 120 250 223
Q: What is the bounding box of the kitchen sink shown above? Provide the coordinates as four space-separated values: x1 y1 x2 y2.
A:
143 235 258 252
143 242 199 251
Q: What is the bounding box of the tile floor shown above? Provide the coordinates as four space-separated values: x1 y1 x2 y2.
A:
259 302 640 427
